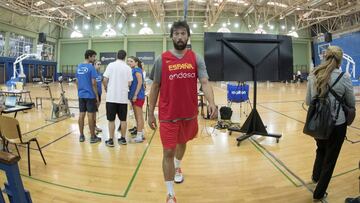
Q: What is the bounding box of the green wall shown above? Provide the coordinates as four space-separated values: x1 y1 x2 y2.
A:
58 35 311 75
59 42 88 68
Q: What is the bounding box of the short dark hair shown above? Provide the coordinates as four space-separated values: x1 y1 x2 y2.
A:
170 20 190 38
117 50 127 60
84 49 97 59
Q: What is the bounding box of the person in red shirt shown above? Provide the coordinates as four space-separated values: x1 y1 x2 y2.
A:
148 20 217 203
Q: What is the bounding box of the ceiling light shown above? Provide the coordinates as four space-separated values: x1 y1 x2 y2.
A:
227 18 231 25
203 23 208 28
84 1 104 7
96 24 101 29
132 10 137 17
288 31 299 38
248 24 252 28
327 2 333 6
140 18 143 25
193 23 197 28
235 12 239 17
269 25 274 30
118 23 123 28
267 2 288 8
144 23 148 27
34 1 45 7
258 24 263 29
86 16 91 20
281 25 286 30
244 3 248 6
222 23 227 27
70 6 75 10
156 22 161 27
234 23 239 28
107 24 111 28
84 24 89 30
131 23 136 28
74 25 79 30
109 14 112 18
210 23 214 27
168 23 172 28
296 7 301 10
6 3 9 6
291 26 295 30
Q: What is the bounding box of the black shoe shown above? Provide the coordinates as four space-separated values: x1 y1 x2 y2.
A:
118 137 127 145
130 130 137 136
79 135 85 142
105 139 114 147
90 136 101 144
128 126 137 133
345 197 360 203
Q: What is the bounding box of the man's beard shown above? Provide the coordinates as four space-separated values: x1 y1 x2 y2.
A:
173 40 187 50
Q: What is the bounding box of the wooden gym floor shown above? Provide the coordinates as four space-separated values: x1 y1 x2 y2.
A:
0 81 358 203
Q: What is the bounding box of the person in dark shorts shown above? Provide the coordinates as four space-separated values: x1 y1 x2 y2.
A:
76 49 101 143
103 50 133 147
94 60 103 133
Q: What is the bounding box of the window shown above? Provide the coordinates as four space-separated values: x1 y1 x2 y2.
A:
9 33 34 57
0 32 4 56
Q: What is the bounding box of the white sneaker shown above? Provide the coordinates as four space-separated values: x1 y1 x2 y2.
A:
174 168 184 183
134 134 144 143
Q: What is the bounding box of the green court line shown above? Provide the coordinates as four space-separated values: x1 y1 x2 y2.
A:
332 168 358 178
123 128 157 197
20 128 157 198
21 175 124 197
249 139 300 187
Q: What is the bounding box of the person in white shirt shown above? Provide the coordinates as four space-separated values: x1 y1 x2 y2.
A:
103 50 133 147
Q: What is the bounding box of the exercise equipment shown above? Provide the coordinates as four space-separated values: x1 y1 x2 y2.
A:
44 76 71 121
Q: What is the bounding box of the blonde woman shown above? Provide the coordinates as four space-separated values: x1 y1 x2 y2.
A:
305 46 355 200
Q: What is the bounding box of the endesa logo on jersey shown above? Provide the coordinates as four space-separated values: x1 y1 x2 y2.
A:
169 72 196 80
168 63 194 71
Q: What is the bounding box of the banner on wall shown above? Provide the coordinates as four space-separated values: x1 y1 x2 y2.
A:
314 31 360 85
100 52 116 65
136 52 155 65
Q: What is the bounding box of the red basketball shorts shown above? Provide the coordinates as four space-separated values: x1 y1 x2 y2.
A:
159 118 198 149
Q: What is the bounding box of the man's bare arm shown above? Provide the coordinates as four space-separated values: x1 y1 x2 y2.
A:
148 82 160 129
199 77 217 119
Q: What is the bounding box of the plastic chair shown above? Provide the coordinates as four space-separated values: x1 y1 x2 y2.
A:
0 116 46 176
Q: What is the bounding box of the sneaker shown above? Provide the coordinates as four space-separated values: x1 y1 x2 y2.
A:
131 129 138 135
79 135 85 142
128 126 137 133
90 136 101 144
95 127 102 133
166 194 177 203
118 137 127 145
174 168 184 183
105 139 114 147
134 134 144 143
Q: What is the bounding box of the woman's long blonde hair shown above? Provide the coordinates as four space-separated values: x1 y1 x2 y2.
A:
312 46 343 97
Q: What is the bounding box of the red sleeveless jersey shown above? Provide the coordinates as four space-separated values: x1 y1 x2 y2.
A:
159 50 198 121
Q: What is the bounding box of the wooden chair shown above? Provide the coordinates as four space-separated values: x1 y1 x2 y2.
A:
0 116 46 176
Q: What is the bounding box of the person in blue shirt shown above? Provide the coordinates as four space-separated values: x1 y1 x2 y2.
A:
76 49 101 144
127 56 145 143
94 60 103 133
